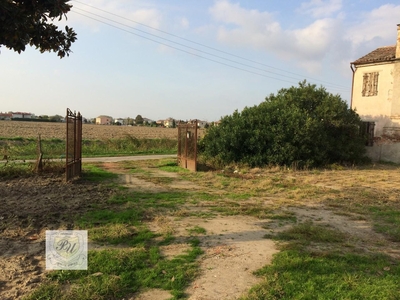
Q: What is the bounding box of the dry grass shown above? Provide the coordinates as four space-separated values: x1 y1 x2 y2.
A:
180 164 400 211
152 215 176 236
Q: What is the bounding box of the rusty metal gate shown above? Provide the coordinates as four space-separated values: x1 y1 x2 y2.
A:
178 121 198 172
66 108 82 181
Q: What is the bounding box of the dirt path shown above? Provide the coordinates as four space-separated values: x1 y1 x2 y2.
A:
102 163 279 299
289 206 400 259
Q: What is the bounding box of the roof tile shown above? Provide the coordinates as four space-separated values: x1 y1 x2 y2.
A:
352 45 396 65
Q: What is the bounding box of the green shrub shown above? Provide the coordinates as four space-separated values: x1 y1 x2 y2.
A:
200 81 367 168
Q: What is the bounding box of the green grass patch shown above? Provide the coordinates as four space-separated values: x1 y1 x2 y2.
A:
187 226 207 235
157 160 189 173
82 164 119 182
128 167 149 174
243 221 400 300
0 136 177 160
0 160 65 178
265 221 346 249
146 176 175 185
107 191 189 210
76 190 191 245
226 192 254 200
369 206 400 242
243 251 400 300
0 161 35 177
191 192 220 202
89 224 155 246
272 221 346 244
82 137 177 157
27 241 202 300
78 208 142 227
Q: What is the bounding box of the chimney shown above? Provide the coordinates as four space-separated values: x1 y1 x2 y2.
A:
397 24 400 58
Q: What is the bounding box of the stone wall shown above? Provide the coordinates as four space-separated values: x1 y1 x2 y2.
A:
366 142 400 163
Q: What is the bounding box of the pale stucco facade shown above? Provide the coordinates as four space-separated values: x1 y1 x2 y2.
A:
351 24 400 137
95 115 113 125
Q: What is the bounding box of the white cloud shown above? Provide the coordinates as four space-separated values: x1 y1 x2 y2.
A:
209 0 278 31
180 17 189 29
291 19 338 59
69 0 163 31
209 0 339 73
345 4 400 48
298 0 342 18
127 9 162 29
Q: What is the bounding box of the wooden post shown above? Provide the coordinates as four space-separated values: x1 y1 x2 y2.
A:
36 134 43 173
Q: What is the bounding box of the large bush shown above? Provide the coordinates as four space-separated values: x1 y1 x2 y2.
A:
200 81 367 168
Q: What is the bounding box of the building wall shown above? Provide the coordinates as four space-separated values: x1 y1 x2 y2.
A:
366 143 400 163
12 113 32 119
96 116 112 125
390 25 400 121
164 119 174 128
352 62 397 136
390 61 400 119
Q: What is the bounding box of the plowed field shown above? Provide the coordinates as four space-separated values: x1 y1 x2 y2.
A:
0 121 182 140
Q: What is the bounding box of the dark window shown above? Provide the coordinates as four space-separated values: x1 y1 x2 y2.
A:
361 121 375 146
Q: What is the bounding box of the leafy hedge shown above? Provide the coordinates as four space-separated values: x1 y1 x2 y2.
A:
199 81 367 168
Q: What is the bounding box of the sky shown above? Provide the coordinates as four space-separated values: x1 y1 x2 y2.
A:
1 0 399 121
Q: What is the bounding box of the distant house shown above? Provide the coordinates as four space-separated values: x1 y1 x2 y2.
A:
12 112 32 119
197 120 208 128
0 113 12 120
114 118 125 125
164 118 176 128
143 117 154 125
156 120 164 127
96 115 113 125
351 24 400 137
214 120 222 126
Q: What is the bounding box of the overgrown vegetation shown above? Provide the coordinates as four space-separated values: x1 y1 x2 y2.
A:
199 81 367 168
0 135 177 161
0 160 65 178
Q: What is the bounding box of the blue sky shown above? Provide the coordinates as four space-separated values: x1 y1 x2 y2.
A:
1 0 399 121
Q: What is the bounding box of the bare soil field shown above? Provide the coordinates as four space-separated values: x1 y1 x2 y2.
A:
0 121 187 140
0 173 116 299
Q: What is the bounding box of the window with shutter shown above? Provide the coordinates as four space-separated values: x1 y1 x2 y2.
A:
362 72 379 97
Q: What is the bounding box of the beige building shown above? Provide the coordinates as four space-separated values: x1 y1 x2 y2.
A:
164 118 176 128
351 24 400 137
95 115 113 125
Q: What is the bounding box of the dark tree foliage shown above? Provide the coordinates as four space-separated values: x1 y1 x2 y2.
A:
200 81 367 168
135 114 144 125
0 0 77 58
